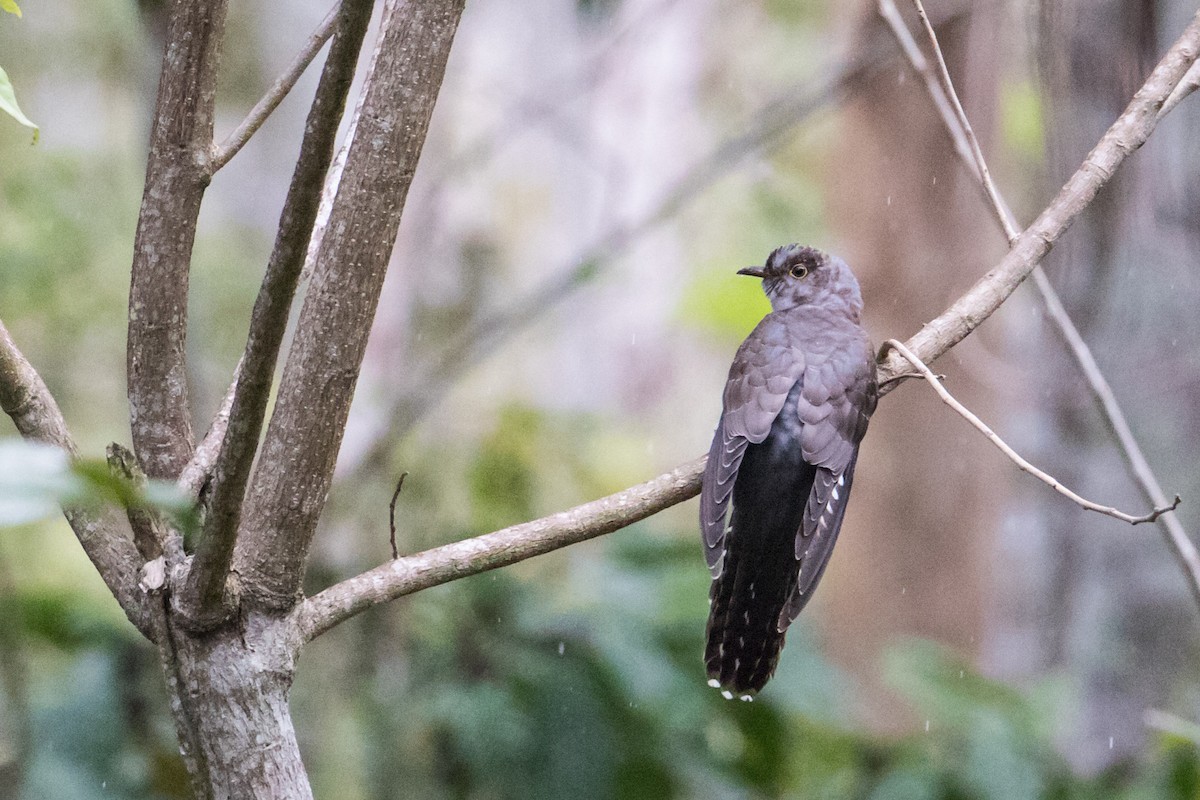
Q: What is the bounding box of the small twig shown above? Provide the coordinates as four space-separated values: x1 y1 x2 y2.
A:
388 472 408 560
877 368 942 390
210 2 344 173
883 339 1179 526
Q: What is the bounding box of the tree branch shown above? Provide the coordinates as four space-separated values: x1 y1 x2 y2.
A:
290 7 1200 640
880 0 1200 609
127 0 229 479
294 458 705 642
176 0 375 630
210 2 344 174
0 320 150 637
874 8 1200 388
234 0 467 612
882 340 1179 525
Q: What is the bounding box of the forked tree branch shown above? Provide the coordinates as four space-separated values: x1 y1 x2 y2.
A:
234 0 468 612
0 321 150 637
292 8 1200 641
881 0 1200 608
210 2 344 173
178 0 375 630
127 0 229 479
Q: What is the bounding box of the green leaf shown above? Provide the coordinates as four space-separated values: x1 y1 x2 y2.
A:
0 0 21 17
0 438 80 525
0 64 40 143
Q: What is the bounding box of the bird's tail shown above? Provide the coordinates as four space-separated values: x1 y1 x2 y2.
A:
704 535 795 699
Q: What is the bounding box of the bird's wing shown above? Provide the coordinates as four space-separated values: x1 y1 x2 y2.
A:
700 317 807 576
779 342 877 627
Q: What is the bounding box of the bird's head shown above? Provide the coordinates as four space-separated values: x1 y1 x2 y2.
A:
738 244 863 318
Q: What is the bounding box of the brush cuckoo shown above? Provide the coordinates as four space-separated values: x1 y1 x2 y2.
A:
701 244 877 699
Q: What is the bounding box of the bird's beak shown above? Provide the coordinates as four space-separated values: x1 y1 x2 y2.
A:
737 266 766 278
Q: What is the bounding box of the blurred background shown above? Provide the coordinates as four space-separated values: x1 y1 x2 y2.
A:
3 0 1200 797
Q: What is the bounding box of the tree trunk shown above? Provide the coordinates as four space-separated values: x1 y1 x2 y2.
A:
173 613 307 799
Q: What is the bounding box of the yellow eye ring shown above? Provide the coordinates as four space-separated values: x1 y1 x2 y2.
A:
789 264 809 279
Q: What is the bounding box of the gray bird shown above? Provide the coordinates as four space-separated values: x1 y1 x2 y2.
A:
701 244 877 699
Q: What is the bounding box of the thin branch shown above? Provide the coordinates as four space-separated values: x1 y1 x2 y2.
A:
210 2 344 173
883 340 1178 525
179 0 375 629
1029 268 1200 608
388 472 407 561
178 357 241 500
234 0 468 612
292 8 1200 640
128 0 229 479
0 320 151 637
908 0 1019 241
294 457 705 642
880 0 1200 608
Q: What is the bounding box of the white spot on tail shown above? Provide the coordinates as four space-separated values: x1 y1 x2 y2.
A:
739 694 754 702
721 690 734 700
708 678 721 688
831 486 840 501
837 474 845 486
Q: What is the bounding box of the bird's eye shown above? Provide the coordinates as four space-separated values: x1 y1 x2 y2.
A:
789 264 809 279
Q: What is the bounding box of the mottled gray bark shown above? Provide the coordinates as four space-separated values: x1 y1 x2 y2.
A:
127 0 229 480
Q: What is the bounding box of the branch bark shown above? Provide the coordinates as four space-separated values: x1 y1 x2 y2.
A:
293 8 1200 640
295 458 705 642
178 0 375 630
234 0 467 611
127 0 229 479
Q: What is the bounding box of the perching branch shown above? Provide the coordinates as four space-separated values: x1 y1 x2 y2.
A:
294 458 705 642
178 0 374 630
0 320 150 637
882 340 1179 525
210 2 344 173
234 0 468 612
880 0 1200 609
292 8 1200 641
127 0 229 479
